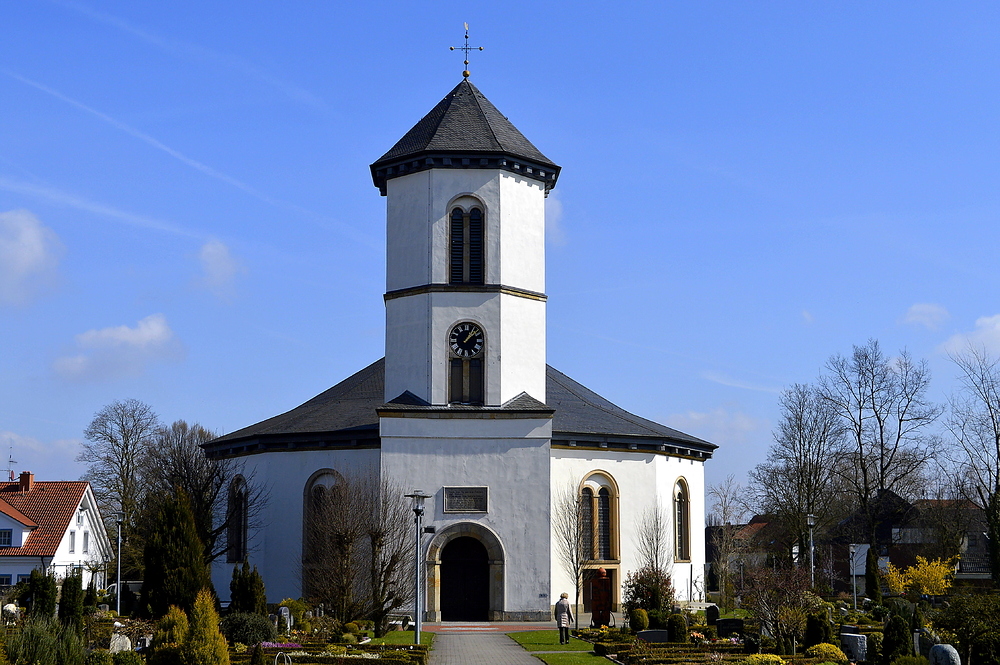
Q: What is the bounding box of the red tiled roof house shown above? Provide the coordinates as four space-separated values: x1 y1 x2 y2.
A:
0 472 112 589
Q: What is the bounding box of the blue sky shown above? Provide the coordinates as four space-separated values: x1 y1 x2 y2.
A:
2 1 999 493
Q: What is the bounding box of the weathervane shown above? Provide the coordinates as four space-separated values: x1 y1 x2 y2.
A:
450 22 483 79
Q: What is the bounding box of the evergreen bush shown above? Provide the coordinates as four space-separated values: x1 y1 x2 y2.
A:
867 631 884 665
805 642 848 664
110 652 143 665
55 624 85 665
803 612 833 649
740 654 785 665
630 608 649 632
220 611 276 646
344 622 360 634
667 613 688 643
83 651 113 665
183 589 230 665
866 548 883 604
24 569 58 618
58 574 85 633
882 615 910 665
229 563 267 616
890 657 928 665
152 605 189 649
7 617 58 665
249 643 266 665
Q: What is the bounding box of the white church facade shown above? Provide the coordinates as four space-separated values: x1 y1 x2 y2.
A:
204 78 716 621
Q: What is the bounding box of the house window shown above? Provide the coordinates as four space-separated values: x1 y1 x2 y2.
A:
16 574 29 584
83 531 89 554
580 473 619 562
0 575 10 586
0 529 11 547
674 479 691 562
450 206 484 284
227 476 248 563
69 531 75 554
77 510 84 526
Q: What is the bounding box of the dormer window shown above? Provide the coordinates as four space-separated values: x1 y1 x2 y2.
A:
0 530 10 547
450 207 484 284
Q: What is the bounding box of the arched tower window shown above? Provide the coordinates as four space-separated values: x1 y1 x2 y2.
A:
448 321 485 405
450 206 484 284
226 475 248 563
674 479 691 562
580 473 619 562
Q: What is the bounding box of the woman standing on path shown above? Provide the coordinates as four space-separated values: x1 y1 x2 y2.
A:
555 592 573 644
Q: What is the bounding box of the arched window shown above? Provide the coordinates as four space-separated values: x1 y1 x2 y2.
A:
674 479 690 562
302 470 344 599
226 476 248 563
450 206 484 284
579 473 618 562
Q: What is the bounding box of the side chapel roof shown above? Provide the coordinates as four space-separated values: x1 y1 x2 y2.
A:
205 358 716 458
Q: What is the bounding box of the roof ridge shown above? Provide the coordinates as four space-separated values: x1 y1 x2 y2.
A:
465 80 504 153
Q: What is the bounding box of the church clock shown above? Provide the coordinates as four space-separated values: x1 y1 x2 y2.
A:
449 323 485 358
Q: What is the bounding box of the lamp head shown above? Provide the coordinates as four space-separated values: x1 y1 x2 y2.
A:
404 490 432 515
806 514 816 528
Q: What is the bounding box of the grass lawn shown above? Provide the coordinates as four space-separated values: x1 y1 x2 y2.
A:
368 630 434 646
507 630 592 652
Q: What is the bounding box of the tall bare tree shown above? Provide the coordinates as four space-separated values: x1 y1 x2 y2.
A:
553 484 587 629
634 501 672 576
141 420 268 565
749 383 846 562
819 339 941 547
948 345 1000 585
302 470 412 632
708 475 748 611
79 398 160 527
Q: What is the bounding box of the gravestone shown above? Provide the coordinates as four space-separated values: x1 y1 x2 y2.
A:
589 568 612 628
109 634 132 654
716 618 744 638
637 629 670 643
841 633 867 663
929 644 961 665
706 605 720 625
279 606 293 632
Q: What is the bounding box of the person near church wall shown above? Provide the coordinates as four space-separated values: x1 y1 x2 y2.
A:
555 592 573 644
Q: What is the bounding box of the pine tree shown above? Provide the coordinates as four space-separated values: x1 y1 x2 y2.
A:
184 589 230 665
229 562 267 615
138 490 213 617
25 568 58 618
58 573 85 632
865 547 883 604
83 580 98 613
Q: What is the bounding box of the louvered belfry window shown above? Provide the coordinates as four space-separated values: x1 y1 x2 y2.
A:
450 207 484 284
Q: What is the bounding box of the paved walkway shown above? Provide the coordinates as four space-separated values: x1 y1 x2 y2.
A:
428 631 547 665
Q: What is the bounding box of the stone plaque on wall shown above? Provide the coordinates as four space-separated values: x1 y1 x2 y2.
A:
444 486 488 513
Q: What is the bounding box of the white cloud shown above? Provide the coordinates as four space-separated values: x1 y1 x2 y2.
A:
198 239 244 298
942 314 1000 355
903 303 950 330
0 209 63 305
54 313 183 381
545 191 567 246
665 407 769 446
801 310 814 324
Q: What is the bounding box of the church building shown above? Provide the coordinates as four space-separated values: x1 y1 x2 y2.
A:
203 77 716 621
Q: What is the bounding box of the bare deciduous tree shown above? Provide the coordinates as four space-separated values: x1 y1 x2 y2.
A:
634 501 672 577
820 339 941 546
79 398 160 526
141 420 268 565
553 484 587 630
302 470 412 633
948 345 1000 585
749 383 846 562
708 475 748 611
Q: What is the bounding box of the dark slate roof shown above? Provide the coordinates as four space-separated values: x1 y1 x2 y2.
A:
204 358 716 457
370 80 560 194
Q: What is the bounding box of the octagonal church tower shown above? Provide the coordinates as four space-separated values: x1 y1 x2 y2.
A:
203 78 716 622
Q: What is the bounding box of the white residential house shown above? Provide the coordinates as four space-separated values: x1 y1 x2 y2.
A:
0 472 113 590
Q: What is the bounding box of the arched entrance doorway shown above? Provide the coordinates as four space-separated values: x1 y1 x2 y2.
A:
426 522 505 621
440 537 489 620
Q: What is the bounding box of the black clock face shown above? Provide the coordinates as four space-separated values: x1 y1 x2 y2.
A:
449 323 484 357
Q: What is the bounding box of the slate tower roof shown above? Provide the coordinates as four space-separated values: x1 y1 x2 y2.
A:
370 79 560 195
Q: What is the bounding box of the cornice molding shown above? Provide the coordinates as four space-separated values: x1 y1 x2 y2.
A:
384 283 547 303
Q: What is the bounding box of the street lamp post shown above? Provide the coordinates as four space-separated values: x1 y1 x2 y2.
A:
806 514 816 588
115 512 124 616
849 544 857 610
404 490 431 646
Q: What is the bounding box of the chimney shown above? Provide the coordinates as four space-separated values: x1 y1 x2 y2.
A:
19 471 33 492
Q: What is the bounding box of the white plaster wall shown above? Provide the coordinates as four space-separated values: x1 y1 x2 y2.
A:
498 293 545 403
384 293 432 402
209 448 381 603
380 415 552 616
497 173 546 293
550 450 706 604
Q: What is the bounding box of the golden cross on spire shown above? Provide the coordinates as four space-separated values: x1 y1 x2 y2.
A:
450 22 483 79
